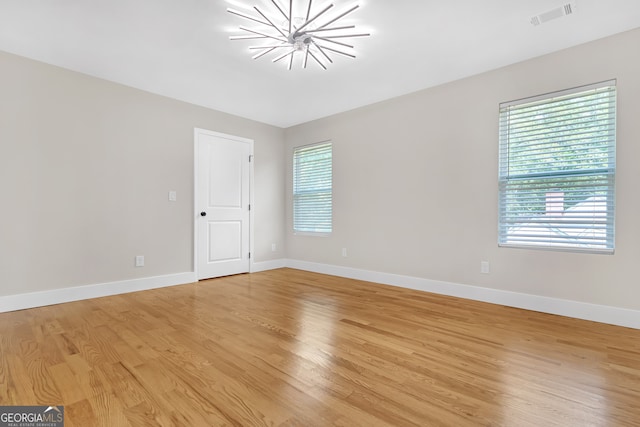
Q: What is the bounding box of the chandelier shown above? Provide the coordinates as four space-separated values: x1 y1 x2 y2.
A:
227 1 370 70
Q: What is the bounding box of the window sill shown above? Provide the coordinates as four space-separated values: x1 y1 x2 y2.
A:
293 231 331 237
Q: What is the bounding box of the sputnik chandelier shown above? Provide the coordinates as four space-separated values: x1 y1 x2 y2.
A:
227 1 370 70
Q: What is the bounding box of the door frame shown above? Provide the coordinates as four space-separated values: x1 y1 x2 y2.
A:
193 128 254 279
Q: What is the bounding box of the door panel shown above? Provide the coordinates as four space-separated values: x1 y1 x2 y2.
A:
196 129 252 279
209 152 242 208
207 221 242 262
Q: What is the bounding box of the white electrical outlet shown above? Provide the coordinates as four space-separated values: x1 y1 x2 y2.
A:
168 190 177 201
480 261 490 274
271 243 277 252
342 248 348 257
135 255 145 267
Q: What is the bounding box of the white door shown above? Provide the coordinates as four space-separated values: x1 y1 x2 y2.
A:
195 129 252 280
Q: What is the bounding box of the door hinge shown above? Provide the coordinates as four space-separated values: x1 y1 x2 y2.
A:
249 155 253 162
248 204 251 211
248 252 251 259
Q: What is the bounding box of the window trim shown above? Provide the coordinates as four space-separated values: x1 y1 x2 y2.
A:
498 80 616 254
293 140 333 236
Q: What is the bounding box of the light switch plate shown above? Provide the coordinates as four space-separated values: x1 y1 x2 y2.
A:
168 191 177 201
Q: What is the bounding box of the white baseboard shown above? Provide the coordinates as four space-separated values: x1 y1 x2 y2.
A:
3 260 638 331
0 259 288 313
285 259 640 330
0 272 196 313
251 258 287 272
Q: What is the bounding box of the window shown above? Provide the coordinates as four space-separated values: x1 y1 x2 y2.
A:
293 141 332 234
498 81 616 253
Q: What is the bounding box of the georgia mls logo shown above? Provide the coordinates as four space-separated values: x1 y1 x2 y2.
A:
0 405 64 427
44 406 63 417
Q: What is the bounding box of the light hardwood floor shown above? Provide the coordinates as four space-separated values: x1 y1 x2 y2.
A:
1 268 639 426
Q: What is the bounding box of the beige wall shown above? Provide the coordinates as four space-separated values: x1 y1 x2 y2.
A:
0 51 285 296
2 28 639 311
284 28 640 311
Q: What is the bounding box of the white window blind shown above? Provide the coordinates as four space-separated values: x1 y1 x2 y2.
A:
293 141 332 234
498 81 616 253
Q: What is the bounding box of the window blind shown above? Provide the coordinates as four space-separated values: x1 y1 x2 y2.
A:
293 141 332 234
498 81 616 253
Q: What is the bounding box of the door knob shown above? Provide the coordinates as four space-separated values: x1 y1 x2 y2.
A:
200 212 207 217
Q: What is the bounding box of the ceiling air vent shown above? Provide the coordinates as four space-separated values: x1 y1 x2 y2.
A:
531 2 576 26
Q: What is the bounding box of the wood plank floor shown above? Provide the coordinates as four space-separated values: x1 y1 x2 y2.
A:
1 268 639 426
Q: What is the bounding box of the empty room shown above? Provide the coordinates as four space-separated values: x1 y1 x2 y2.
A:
1 0 640 425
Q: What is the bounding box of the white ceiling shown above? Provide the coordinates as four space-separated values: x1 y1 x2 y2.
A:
1 0 639 128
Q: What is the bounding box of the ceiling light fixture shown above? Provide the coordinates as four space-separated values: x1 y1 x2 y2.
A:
228 0 370 70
